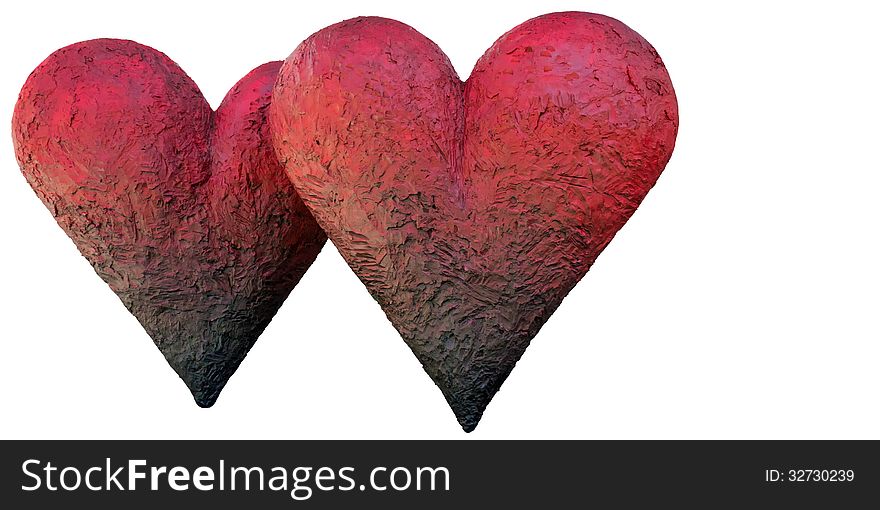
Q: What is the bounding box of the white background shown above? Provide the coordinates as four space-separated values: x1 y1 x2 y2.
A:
0 0 877 439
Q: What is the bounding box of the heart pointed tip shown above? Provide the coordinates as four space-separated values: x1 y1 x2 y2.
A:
440 371 504 432
184 381 223 408
452 407 484 433
194 395 218 408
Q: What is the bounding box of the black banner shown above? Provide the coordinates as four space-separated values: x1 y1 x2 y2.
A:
1 441 874 507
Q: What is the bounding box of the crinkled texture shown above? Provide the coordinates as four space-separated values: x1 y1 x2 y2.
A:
13 39 326 406
271 13 678 431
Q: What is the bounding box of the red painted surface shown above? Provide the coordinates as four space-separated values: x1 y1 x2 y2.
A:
271 13 678 430
13 40 326 406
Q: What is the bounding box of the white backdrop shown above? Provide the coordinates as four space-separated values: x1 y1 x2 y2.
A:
0 0 877 439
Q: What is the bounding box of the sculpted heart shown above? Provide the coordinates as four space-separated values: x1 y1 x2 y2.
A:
271 12 678 431
13 40 326 406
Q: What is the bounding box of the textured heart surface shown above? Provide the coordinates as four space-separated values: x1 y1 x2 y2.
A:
13 40 326 406
271 12 678 431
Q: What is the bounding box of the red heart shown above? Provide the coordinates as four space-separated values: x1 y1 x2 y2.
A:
13 39 326 406
271 12 678 430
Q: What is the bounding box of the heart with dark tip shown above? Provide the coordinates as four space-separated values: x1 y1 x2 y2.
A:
12 39 326 406
271 12 678 431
